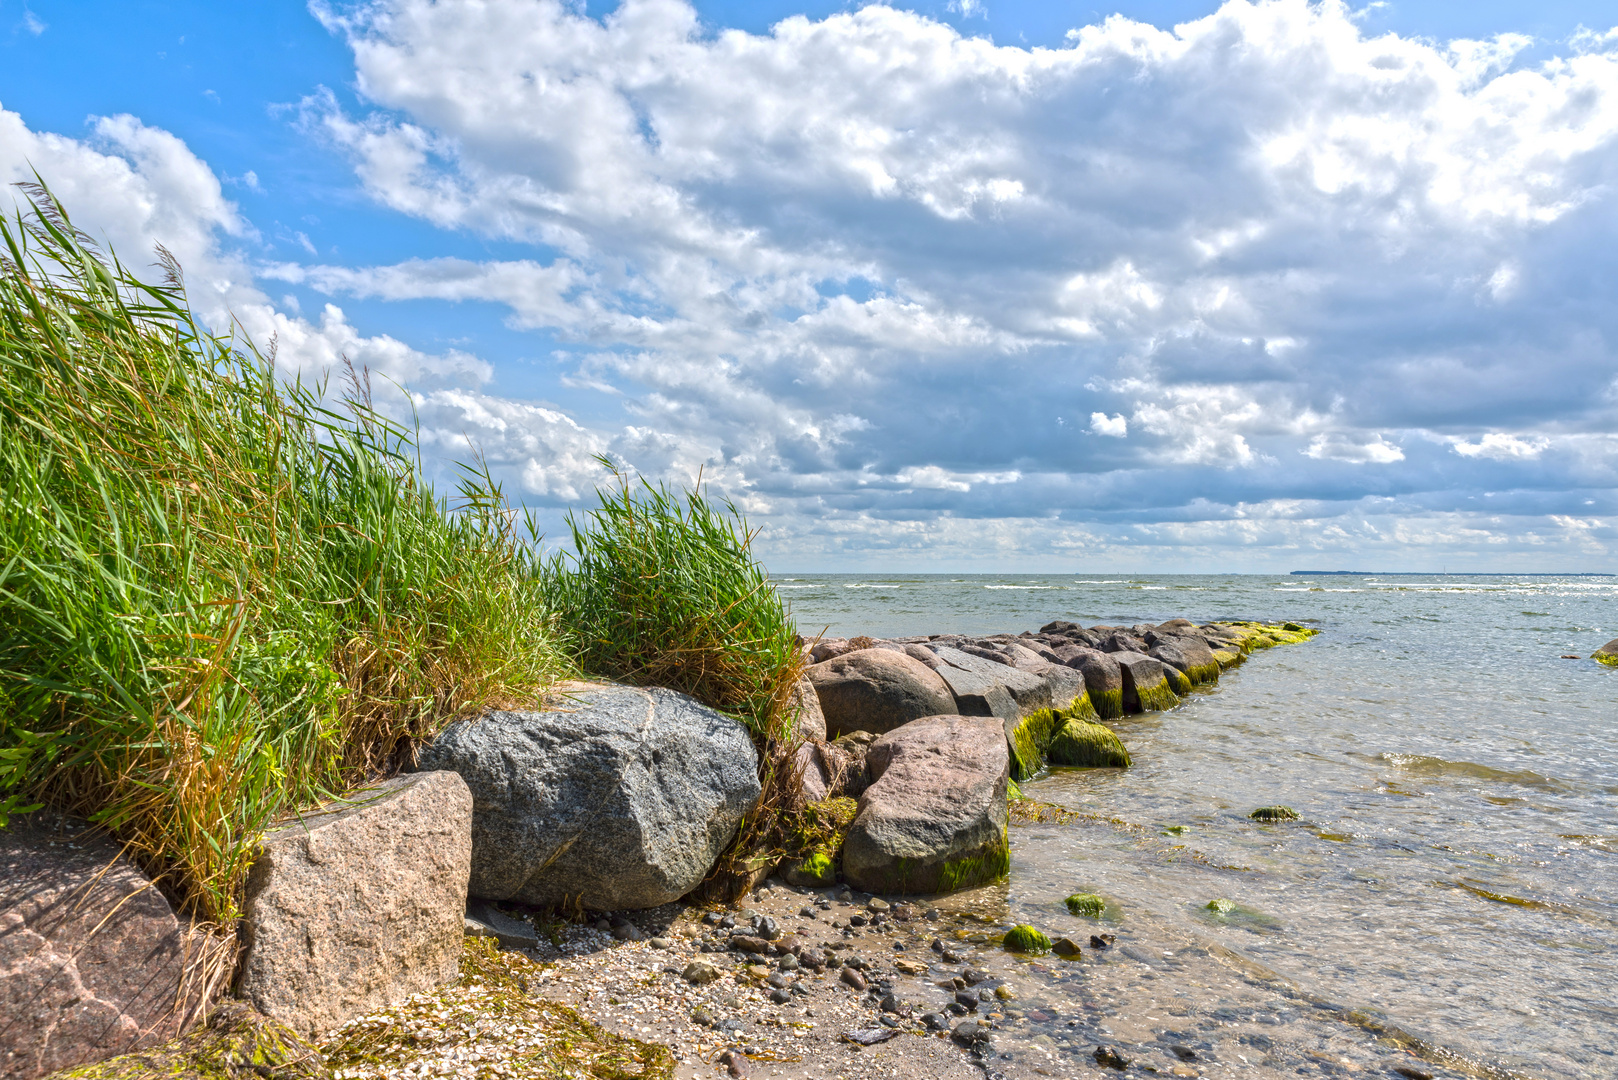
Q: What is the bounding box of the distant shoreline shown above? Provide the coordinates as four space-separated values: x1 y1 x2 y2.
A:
1290 570 1614 576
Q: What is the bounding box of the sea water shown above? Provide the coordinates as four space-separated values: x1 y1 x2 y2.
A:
776 574 1617 1079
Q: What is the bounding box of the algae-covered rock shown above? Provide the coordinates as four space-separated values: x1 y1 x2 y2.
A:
1005 707 1063 781
1112 652 1180 712
1063 690 1100 723
40 1002 329 1080
1064 893 1106 918
1146 631 1222 686
1047 719 1131 768
1592 638 1618 666
782 850 837 887
1205 898 1235 914
1249 805 1299 822
1073 651 1125 719
1002 925 1051 954
1161 663 1192 696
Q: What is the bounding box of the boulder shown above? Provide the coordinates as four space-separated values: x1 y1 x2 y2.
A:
236 770 472 1038
1 817 230 1080
806 649 958 738
1072 650 1125 719
1593 638 1618 666
824 732 876 797
930 646 1050 718
786 676 827 742
794 741 832 802
902 643 942 669
1047 719 1131 768
1146 631 1221 686
1101 631 1148 654
1112 652 1180 712
26 1001 328 1080
418 683 761 910
809 638 851 664
840 715 1010 895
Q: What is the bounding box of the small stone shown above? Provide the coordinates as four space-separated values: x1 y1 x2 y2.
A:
799 906 817 918
766 973 788 988
731 935 772 954
703 911 722 925
770 988 792 1004
895 959 928 975
649 936 671 949
1171 1045 1197 1061
977 988 993 1002
922 1012 948 1030
879 1014 900 1028
682 961 720 985
879 993 902 1012
1393 1069 1434 1080
849 914 868 927
954 990 980 1012
1171 1068 1198 1078
1051 937 1082 958
930 938 945 953
1090 934 1115 949
868 897 890 912
1094 1045 1131 1070
946 1002 967 1016
719 915 736 929
747 964 772 979
961 968 986 985
994 984 1017 1001
840 967 868 992
720 1049 747 1078
613 922 646 941
925 908 942 920
1205 898 1235 914
952 1020 985 1045
752 915 782 940
778 953 800 971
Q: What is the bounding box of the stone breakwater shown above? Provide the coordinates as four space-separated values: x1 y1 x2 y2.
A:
10 620 1314 1080
781 620 1316 898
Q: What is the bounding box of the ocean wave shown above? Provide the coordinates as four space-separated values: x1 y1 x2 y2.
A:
984 585 1060 590
844 583 900 589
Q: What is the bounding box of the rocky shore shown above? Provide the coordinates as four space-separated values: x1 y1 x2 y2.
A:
4 618 1323 1080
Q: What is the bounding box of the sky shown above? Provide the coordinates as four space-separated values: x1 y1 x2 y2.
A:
2 0 1617 572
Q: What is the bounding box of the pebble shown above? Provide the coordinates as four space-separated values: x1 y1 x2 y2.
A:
1094 1045 1131 1070
649 936 670 949
840 967 868 991
868 897 891 912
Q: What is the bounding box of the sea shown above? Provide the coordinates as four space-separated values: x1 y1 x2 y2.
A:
772 574 1618 1080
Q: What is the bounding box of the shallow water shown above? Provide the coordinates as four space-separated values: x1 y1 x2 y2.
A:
778 574 1618 1079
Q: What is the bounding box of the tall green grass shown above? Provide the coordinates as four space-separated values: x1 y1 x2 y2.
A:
544 466 804 743
0 187 568 924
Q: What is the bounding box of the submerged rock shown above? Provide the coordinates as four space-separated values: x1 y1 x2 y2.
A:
1047 719 1131 768
840 715 1009 895
1249 805 1300 822
1112 651 1180 712
418 683 760 910
237 770 472 1038
807 648 958 737
1593 638 1618 666
1002 925 1051 954
1064 892 1106 918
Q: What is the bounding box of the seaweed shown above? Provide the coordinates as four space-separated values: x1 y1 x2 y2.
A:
1047 720 1131 768
1002 924 1051 954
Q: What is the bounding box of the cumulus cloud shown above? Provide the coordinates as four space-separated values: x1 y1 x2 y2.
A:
12 0 1618 566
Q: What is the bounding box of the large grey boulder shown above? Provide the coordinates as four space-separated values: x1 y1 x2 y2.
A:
1 817 229 1080
806 649 958 738
236 770 471 1039
930 646 1050 719
419 683 761 910
1112 651 1181 712
841 715 1009 895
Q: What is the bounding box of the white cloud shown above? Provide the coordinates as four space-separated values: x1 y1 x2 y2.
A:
1305 433 1405 464
1452 432 1551 460
1090 412 1128 437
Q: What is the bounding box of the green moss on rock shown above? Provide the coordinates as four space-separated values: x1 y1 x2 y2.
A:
937 830 1011 894
1592 648 1618 667
1090 686 1125 720
1205 898 1236 914
1047 720 1131 768
1249 805 1299 822
788 850 837 886
1002 924 1052 954
1134 679 1180 713
42 1003 328 1080
1162 664 1192 696
1062 691 1100 723
1007 707 1064 782
1064 892 1106 918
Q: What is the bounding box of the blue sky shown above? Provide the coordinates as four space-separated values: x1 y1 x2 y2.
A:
3 0 1617 571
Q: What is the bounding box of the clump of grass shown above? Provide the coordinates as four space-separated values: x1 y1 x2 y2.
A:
0 186 568 925
544 465 803 741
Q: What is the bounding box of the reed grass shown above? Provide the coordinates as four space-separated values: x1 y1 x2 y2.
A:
0 186 569 924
